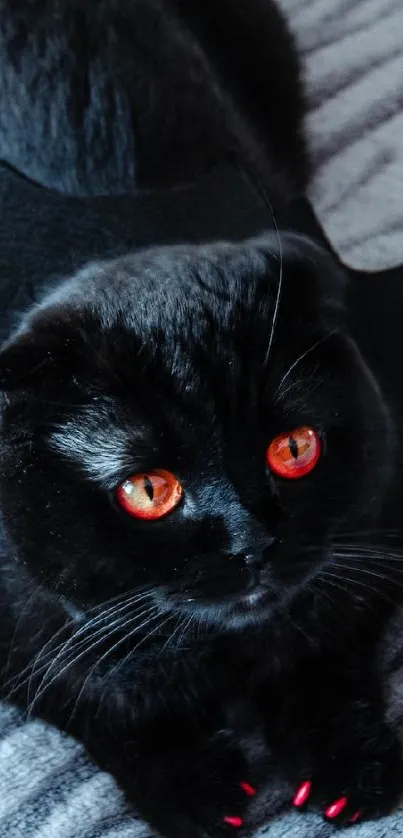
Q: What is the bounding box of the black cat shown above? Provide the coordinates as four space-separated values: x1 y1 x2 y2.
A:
0 2 402 837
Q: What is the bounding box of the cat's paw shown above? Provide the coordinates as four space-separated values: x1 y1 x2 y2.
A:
291 731 403 827
135 733 258 837
180 775 257 836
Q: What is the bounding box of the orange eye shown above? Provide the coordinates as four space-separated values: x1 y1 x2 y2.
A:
266 426 321 479
116 469 183 520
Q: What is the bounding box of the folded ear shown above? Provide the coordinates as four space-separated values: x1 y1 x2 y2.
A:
0 307 84 391
305 237 348 313
0 330 59 390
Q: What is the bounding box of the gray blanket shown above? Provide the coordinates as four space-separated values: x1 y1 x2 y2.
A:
281 0 403 271
1 704 403 838
1 0 403 835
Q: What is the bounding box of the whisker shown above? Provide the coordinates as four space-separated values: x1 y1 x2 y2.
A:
68 609 171 726
320 570 393 602
305 581 349 629
330 557 403 592
174 613 195 649
4 588 152 700
38 589 153 665
334 545 403 562
332 551 403 571
330 560 395 584
27 602 157 714
317 573 379 611
275 332 335 401
23 591 153 698
3 578 49 685
3 617 70 700
264 207 283 367
159 612 190 654
337 529 403 539
99 609 177 694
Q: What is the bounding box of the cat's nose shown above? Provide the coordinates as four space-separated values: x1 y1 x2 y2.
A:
223 504 278 567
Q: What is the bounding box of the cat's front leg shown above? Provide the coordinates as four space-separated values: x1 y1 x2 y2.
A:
132 730 258 837
87 724 258 838
263 661 403 826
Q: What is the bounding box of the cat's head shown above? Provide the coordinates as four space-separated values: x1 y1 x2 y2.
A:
0 235 392 630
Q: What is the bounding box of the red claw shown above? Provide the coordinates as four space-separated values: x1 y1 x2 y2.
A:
324 797 348 819
350 811 362 824
240 781 257 797
293 780 312 808
223 815 244 828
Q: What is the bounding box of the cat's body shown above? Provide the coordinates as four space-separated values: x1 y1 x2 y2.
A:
0 2 403 837
0 0 307 198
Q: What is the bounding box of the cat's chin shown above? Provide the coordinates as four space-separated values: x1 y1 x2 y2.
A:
158 585 279 631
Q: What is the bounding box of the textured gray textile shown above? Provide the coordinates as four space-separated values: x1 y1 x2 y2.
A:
279 0 403 271
2 703 403 838
1 704 403 838
1 0 403 835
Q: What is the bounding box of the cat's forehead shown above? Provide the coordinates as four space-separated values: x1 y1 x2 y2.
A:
31 233 341 342
46 235 276 319
0 233 344 402
87 237 277 332
89 235 342 370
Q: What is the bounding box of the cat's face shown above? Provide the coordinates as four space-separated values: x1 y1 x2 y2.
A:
0 236 391 630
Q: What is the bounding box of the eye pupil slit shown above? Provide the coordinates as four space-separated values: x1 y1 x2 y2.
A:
144 475 154 501
289 436 299 459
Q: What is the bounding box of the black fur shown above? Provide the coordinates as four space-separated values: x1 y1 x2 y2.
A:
0 2 403 837
0 0 307 197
